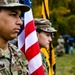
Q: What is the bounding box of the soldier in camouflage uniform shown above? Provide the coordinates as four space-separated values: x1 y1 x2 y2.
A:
0 0 30 75
0 43 29 75
34 18 57 75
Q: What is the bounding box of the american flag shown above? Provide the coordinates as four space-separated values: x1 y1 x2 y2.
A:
18 0 44 75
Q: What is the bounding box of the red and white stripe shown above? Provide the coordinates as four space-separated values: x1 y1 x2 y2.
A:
18 8 44 75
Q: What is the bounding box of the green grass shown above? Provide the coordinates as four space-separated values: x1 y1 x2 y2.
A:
56 49 75 75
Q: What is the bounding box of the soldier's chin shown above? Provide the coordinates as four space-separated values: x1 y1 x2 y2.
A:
46 45 49 48
12 34 18 38
44 46 49 49
9 36 17 40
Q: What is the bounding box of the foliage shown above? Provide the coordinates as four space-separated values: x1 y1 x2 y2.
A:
32 0 75 46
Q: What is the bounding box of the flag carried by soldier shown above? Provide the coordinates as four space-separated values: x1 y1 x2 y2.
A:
18 0 44 75
42 0 49 19
41 0 56 75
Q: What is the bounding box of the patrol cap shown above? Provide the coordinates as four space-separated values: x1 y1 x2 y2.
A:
49 27 57 33
34 18 57 33
0 0 30 12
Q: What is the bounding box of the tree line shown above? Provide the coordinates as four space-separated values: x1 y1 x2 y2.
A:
32 0 75 46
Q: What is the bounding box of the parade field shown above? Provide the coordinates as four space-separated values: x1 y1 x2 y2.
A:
56 49 75 75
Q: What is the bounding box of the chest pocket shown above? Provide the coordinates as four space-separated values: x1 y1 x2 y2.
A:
11 58 28 75
0 61 10 75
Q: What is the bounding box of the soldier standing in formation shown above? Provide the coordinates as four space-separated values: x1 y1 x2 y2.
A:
34 18 57 75
0 0 30 75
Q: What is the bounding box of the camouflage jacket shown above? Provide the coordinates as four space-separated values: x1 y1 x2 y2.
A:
0 43 29 75
41 52 49 75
